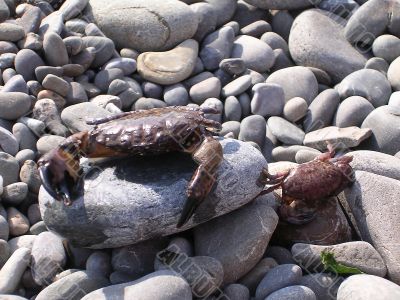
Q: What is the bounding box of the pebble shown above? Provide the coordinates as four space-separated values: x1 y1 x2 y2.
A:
35 270 109 300
31 232 67 286
36 135 65 155
255 264 303 299
219 58 246 76
372 34 400 63
266 66 318 104
0 0 9 23
0 127 18 156
233 0 268 27
265 246 295 265
81 36 115 68
220 121 241 138
224 96 242 122
238 92 251 117
261 31 290 56
295 149 320 163
194 200 278 284
86 251 112 278
200 26 235 70
388 56 400 91
265 285 316 300
94 68 124 93
134 98 167 110
289 9 366 83
82 270 191 300
66 82 88 104
303 89 340 133
245 0 317 9
283 97 308 122
361 105 400 155
268 116 305 145
272 145 320 162
30 221 47 235
206 0 237 27
365 57 389 74
240 20 271 37
308 67 332 86
0 247 30 294
2 75 28 94
338 69 392 107
63 36 83 56
43 32 68 66
189 77 221 104
2 183 28 206
238 115 266 147
223 284 250 300
33 99 69 136
35 66 63 83
389 92 400 109
0 215 8 240
163 84 189 106
59 0 89 21
333 96 375 127
19 160 41 193
42 74 70 97
0 152 19 185
0 52 16 69
0 23 25 41
0 239 10 267
0 41 18 54
142 82 163 99
292 241 387 277
15 150 34 167
7 207 29 237
251 83 284 117
222 74 252 97
14 49 44 81
231 35 275 73
298 273 343 300
137 39 198 85
190 3 217 42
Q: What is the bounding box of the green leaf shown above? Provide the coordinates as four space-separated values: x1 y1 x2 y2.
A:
321 250 364 275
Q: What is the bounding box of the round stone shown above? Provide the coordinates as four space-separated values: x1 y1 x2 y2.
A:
43 31 69 66
7 207 30 237
261 31 289 56
0 127 18 156
190 3 217 42
372 34 400 63
265 285 316 300
268 116 305 145
0 23 25 41
0 152 19 186
189 77 221 104
14 49 44 81
239 115 267 147
224 96 242 122
365 57 389 74
333 96 375 127
163 83 189 106
220 121 241 139
388 56 400 91
242 0 319 10
222 74 252 97
283 97 308 122
2 182 28 206
251 83 285 117
240 20 271 38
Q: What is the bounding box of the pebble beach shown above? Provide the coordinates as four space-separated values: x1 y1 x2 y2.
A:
0 0 400 299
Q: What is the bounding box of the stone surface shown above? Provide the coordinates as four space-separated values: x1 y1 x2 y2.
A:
298 273 343 300
0 247 30 294
86 0 198 52
0 23 25 41
39 139 267 248
7 207 29 237
43 32 69 67
283 97 308 123
388 56 400 91
242 0 318 10
194 199 278 284
137 39 198 85
224 284 250 300
0 152 19 186
222 75 252 97
337 274 400 300
334 96 375 128
0 127 18 156
268 117 305 145
342 171 400 284
82 270 191 300
251 83 284 117
292 242 387 277
0 93 31 121
303 126 372 151
372 34 400 63
224 96 242 122
265 285 316 300
238 115 266 147
189 77 221 104
272 145 320 163
289 9 367 83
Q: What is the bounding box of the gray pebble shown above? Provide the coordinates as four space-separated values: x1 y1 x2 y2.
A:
233 0 268 28
42 74 70 97
0 247 30 294
15 149 35 166
365 57 389 74
29 221 47 235
190 77 221 104
18 117 45 137
34 66 63 83
222 74 252 97
108 79 129 96
0 52 16 69
0 41 18 54
298 273 342 300
219 58 246 76
27 80 43 96
86 251 112 278
33 98 69 136
27 204 42 225
163 83 189 106
0 239 10 268
2 74 28 93
283 97 308 122
82 36 116 68
7 207 30 237
251 83 284 117
295 149 320 163
372 34 400 63
63 36 83 56
200 97 223 122
255 264 302 299
104 57 137 76
192 56 205 76
220 121 241 139
333 96 375 127
120 48 139 60
19 160 41 193
0 215 9 240
184 71 214 88
134 98 167 110
238 92 251 117
223 21 240 35
261 31 289 56
240 20 271 38
265 246 295 265
38 10 64 36
265 285 316 300
2 182 28 206
223 284 250 300
14 49 44 81
0 152 19 185
190 3 217 42
307 67 332 86
0 127 18 155
94 68 124 93
272 145 320 162
2 68 16 83
268 116 305 145
213 68 232 86
71 47 96 70
239 115 266 147
0 0 9 23
224 96 242 121
142 82 163 99
43 31 68 66
18 32 43 51
66 82 88 105
0 23 25 41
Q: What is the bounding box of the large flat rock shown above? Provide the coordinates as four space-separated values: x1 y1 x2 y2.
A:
39 139 267 248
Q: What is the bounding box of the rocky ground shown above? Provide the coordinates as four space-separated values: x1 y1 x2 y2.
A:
0 0 400 299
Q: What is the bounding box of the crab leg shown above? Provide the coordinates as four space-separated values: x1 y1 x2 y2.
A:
177 135 223 228
257 168 289 196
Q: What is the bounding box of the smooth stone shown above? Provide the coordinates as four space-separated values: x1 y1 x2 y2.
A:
0 248 30 294
389 92 400 109
238 92 251 117
238 115 266 147
103 58 137 76
36 270 109 300
63 36 84 56
365 57 389 74
361 106 400 155
0 41 18 55
37 90 66 111
213 67 232 87
0 23 25 41
94 69 124 93
298 273 343 300
268 117 305 145
184 71 214 88
266 66 318 104
33 99 69 136
338 69 392 107
303 89 340 133
283 97 308 122
251 83 284 117
39 139 268 248
31 232 67 286
289 9 367 83
265 246 295 265
240 20 271 38
0 152 19 185
27 80 43 97
292 241 387 277
342 171 400 283
317 0 359 17
304 126 372 151
388 56 400 91
81 270 191 300
272 197 352 246
200 26 235 71
255 264 302 299
233 0 269 28
87 0 198 52
224 96 242 122
337 274 400 300
333 96 375 128
189 77 221 104
66 82 88 105
163 84 189 106
261 31 289 56
0 127 18 155
295 149 320 163
219 58 246 76
194 200 278 284
43 32 68 66
0 215 8 240
61 102 111 133
0 53 16 69
220 121 241 139
2 75 28 93
238 257 278 295
347 150 400 181
29 221 47 235
0 0 9 23
7 207 29 236
133 98 167 110
272 145 320 163
372 34 400 63
137 39 198 85
190 3 217 42
19 160 41 193
38 11 64 36
0 239 10 267
86 251 112 278
222 74 252 97
308 67 332 86
243 0 319 9
59 0 89 20
231 35 275 73
42 74 70 97
36 135 65 155
205 0 237 26
81 36 115 68
7 235 36 254
265 285 316 300
2 183 28 206
28 205 41 226
14 49 44 81
224 284 250 300
35 66 63 83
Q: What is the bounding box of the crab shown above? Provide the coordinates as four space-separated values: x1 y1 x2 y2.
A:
258 144 354 225
37 106 223 228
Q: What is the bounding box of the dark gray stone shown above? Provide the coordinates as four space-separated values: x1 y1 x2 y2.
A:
240 20 271 38
365 57 389 74
82 36 115 68
14 49 44 81
86 251 112 278
265 285 316 300
0 127 18 156
298 273 342 300
43 32 68 67
0 152 19 185
333 96 375 128
239 115 266 147
2 75 28 93
224 96 242 122
268 117 305 145
163 83 189 106
223 284 250 300
190 3 217 42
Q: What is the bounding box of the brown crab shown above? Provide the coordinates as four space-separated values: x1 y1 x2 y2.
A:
258 144 354 225
37 106 223 228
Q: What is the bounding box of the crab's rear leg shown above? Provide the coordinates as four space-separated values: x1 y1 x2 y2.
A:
177 135 223 228
257 168 289 196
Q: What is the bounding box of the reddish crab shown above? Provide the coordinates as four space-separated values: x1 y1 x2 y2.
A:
37 106 223 228
258 144 354 224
